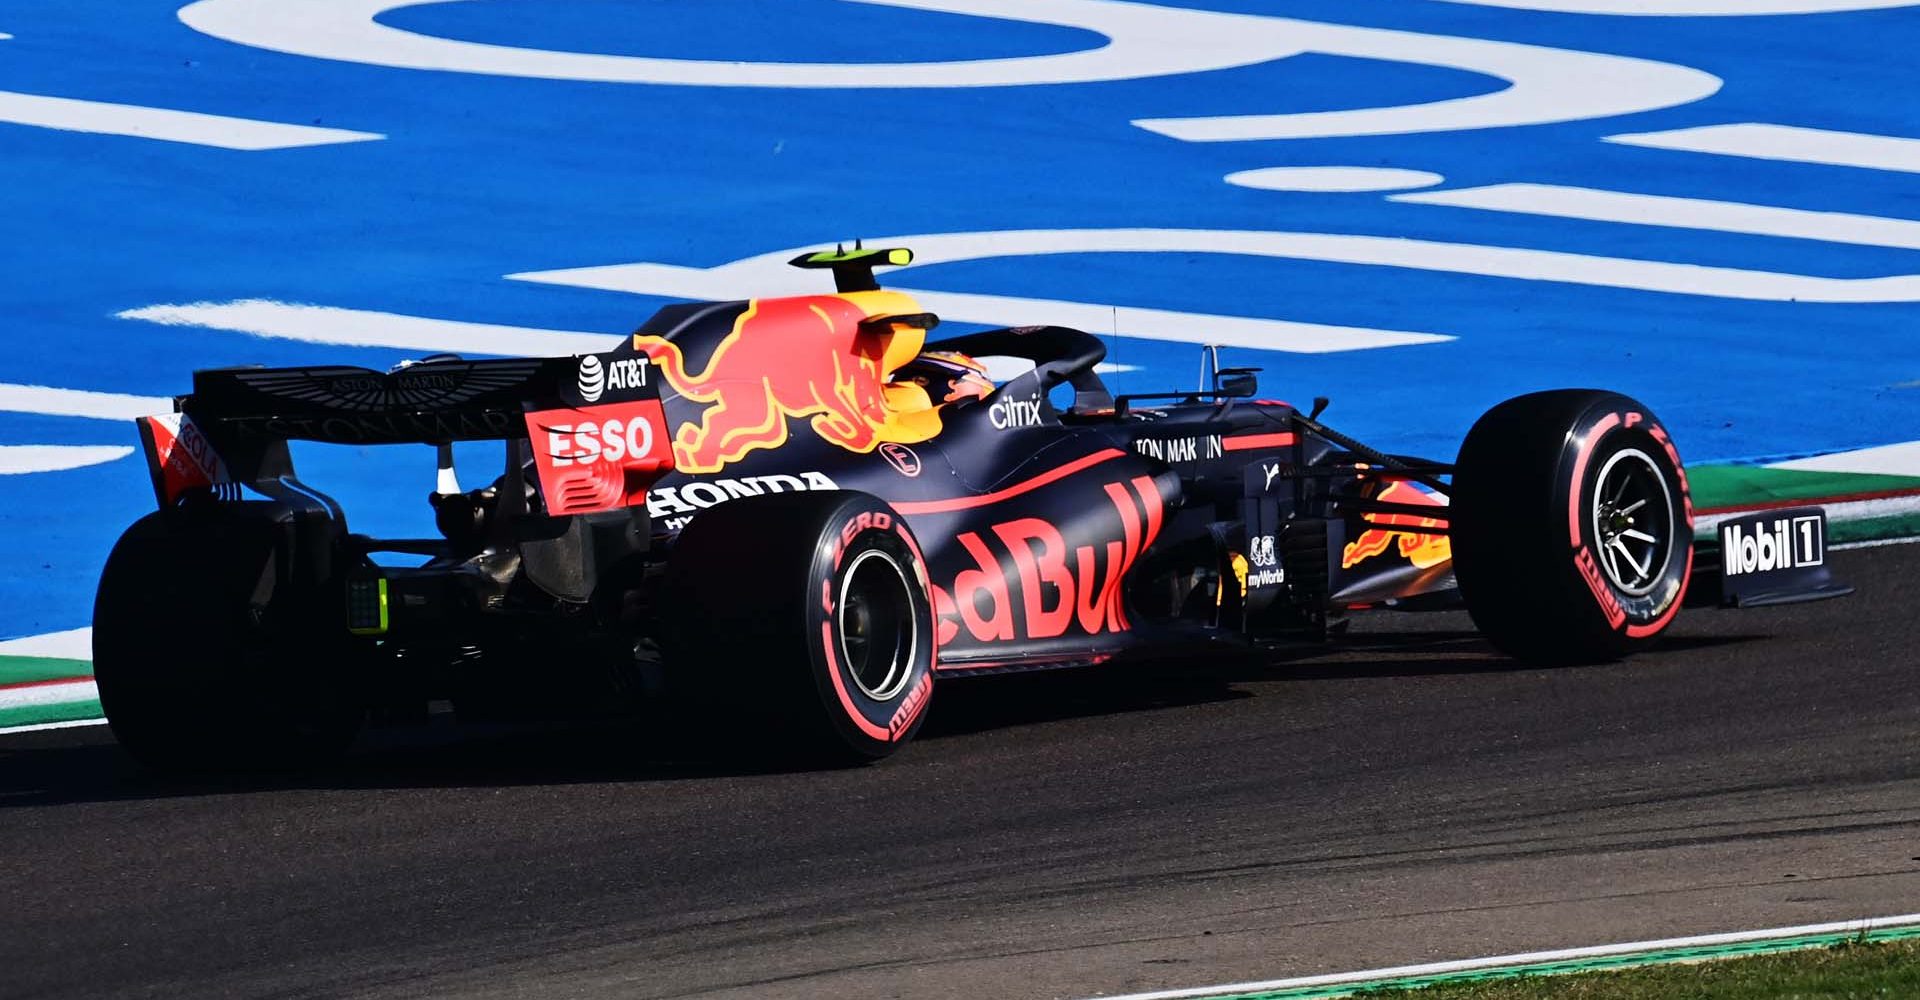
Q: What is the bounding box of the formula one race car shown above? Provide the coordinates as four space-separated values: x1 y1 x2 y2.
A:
96 247 1851 768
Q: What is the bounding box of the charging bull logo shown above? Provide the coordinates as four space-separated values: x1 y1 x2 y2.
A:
1341 479 1452 569
634 294 940 474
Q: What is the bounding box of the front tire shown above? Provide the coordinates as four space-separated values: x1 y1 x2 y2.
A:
664 491 935 763
1451 390 1693 664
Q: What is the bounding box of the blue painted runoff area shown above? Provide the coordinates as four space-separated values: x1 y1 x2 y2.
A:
0 0 1916 637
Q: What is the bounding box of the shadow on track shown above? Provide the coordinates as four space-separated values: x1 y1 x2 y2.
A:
0 628 1764 808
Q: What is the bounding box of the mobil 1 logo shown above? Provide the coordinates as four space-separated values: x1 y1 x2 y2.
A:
1720 510 1824 577
1713 506 1849 608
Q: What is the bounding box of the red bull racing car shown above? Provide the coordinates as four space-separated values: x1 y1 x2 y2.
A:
97 247 1850 768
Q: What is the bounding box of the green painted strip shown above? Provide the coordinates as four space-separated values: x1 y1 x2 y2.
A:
0 654 92 687
1832 513 1920 544
1193 925 1920 1000
1689 463 1920 511
0 697 103 730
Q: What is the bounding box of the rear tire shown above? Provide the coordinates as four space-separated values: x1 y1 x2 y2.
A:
1451 390 1693 664
93 507 363 771
664 491 935 763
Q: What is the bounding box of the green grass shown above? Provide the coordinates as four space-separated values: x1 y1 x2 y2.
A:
1357 939 1920 999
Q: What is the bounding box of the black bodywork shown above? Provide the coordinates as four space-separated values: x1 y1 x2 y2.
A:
130 257 1841 717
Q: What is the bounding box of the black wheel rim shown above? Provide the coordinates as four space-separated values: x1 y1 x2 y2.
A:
837 549 916 701
1590 447 1673 597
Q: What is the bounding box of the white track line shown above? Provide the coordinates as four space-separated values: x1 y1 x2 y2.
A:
1130 16 1718 141
905 289 1447 354
1770 440 1920 477
1092 913 1920 1000
512 226 1920 306
118 300 622 357
0 383 169 421
0 445 132 475
1394 183 1920 250
0 717 108 735
0 679 97 711
1436 0 1920 12
180 0 1301 88
0 33 377 150
0 627 91 660
1607 123 1920 174
1696 493 1920 533
0 90 381 150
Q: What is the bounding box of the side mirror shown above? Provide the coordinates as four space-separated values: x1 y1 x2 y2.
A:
1216 367 1260 398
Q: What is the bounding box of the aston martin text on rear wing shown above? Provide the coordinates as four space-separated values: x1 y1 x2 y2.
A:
180 357 649 444
134 354 674 515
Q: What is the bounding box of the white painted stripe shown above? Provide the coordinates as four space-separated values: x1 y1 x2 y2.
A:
1394 183 1920 251
0 627 92 660
512 226 1920 310
0 445 133 475
1132 17 1718 141
1607 123 1920 174
1833 534 1920 550
1436 0 1920 13
1770 440 1920 476
180 0 1303 88
0 36 376 149
510 236 1461 353
979 358 1138 381
905 289 1449 354
1091 913 1920 1000
1695 492 1920 533
1228 166 1443 193
0 90 381 150
0 383 171 421
0 679 97 711
0 717 108 736
118 300 623 357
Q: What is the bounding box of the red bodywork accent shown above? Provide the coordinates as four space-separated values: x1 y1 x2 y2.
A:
136 413 230 506
893 448 1127 515
524 399 674 515
1341 480 1450 569
1222 432 1297 452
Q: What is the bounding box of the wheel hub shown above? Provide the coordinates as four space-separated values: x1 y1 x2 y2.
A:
837 549 916 701
1589 447 1673 597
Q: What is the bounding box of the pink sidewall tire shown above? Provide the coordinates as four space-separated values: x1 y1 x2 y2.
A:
664 490 935 764
1451 390 1693 665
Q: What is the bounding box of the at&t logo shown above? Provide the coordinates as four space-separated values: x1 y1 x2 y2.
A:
577 355 605 402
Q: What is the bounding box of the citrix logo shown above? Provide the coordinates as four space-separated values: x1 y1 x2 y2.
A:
989 394 1044 429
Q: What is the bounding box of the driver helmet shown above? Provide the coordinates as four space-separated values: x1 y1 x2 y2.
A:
892 350 994 406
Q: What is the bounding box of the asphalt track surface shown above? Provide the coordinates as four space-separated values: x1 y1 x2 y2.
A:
3 544 1916 1000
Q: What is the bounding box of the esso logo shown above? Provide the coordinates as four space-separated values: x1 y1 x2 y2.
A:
547 416 655 466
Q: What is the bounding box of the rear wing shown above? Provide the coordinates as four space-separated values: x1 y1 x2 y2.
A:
184 357 606 444
138 354 672 516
